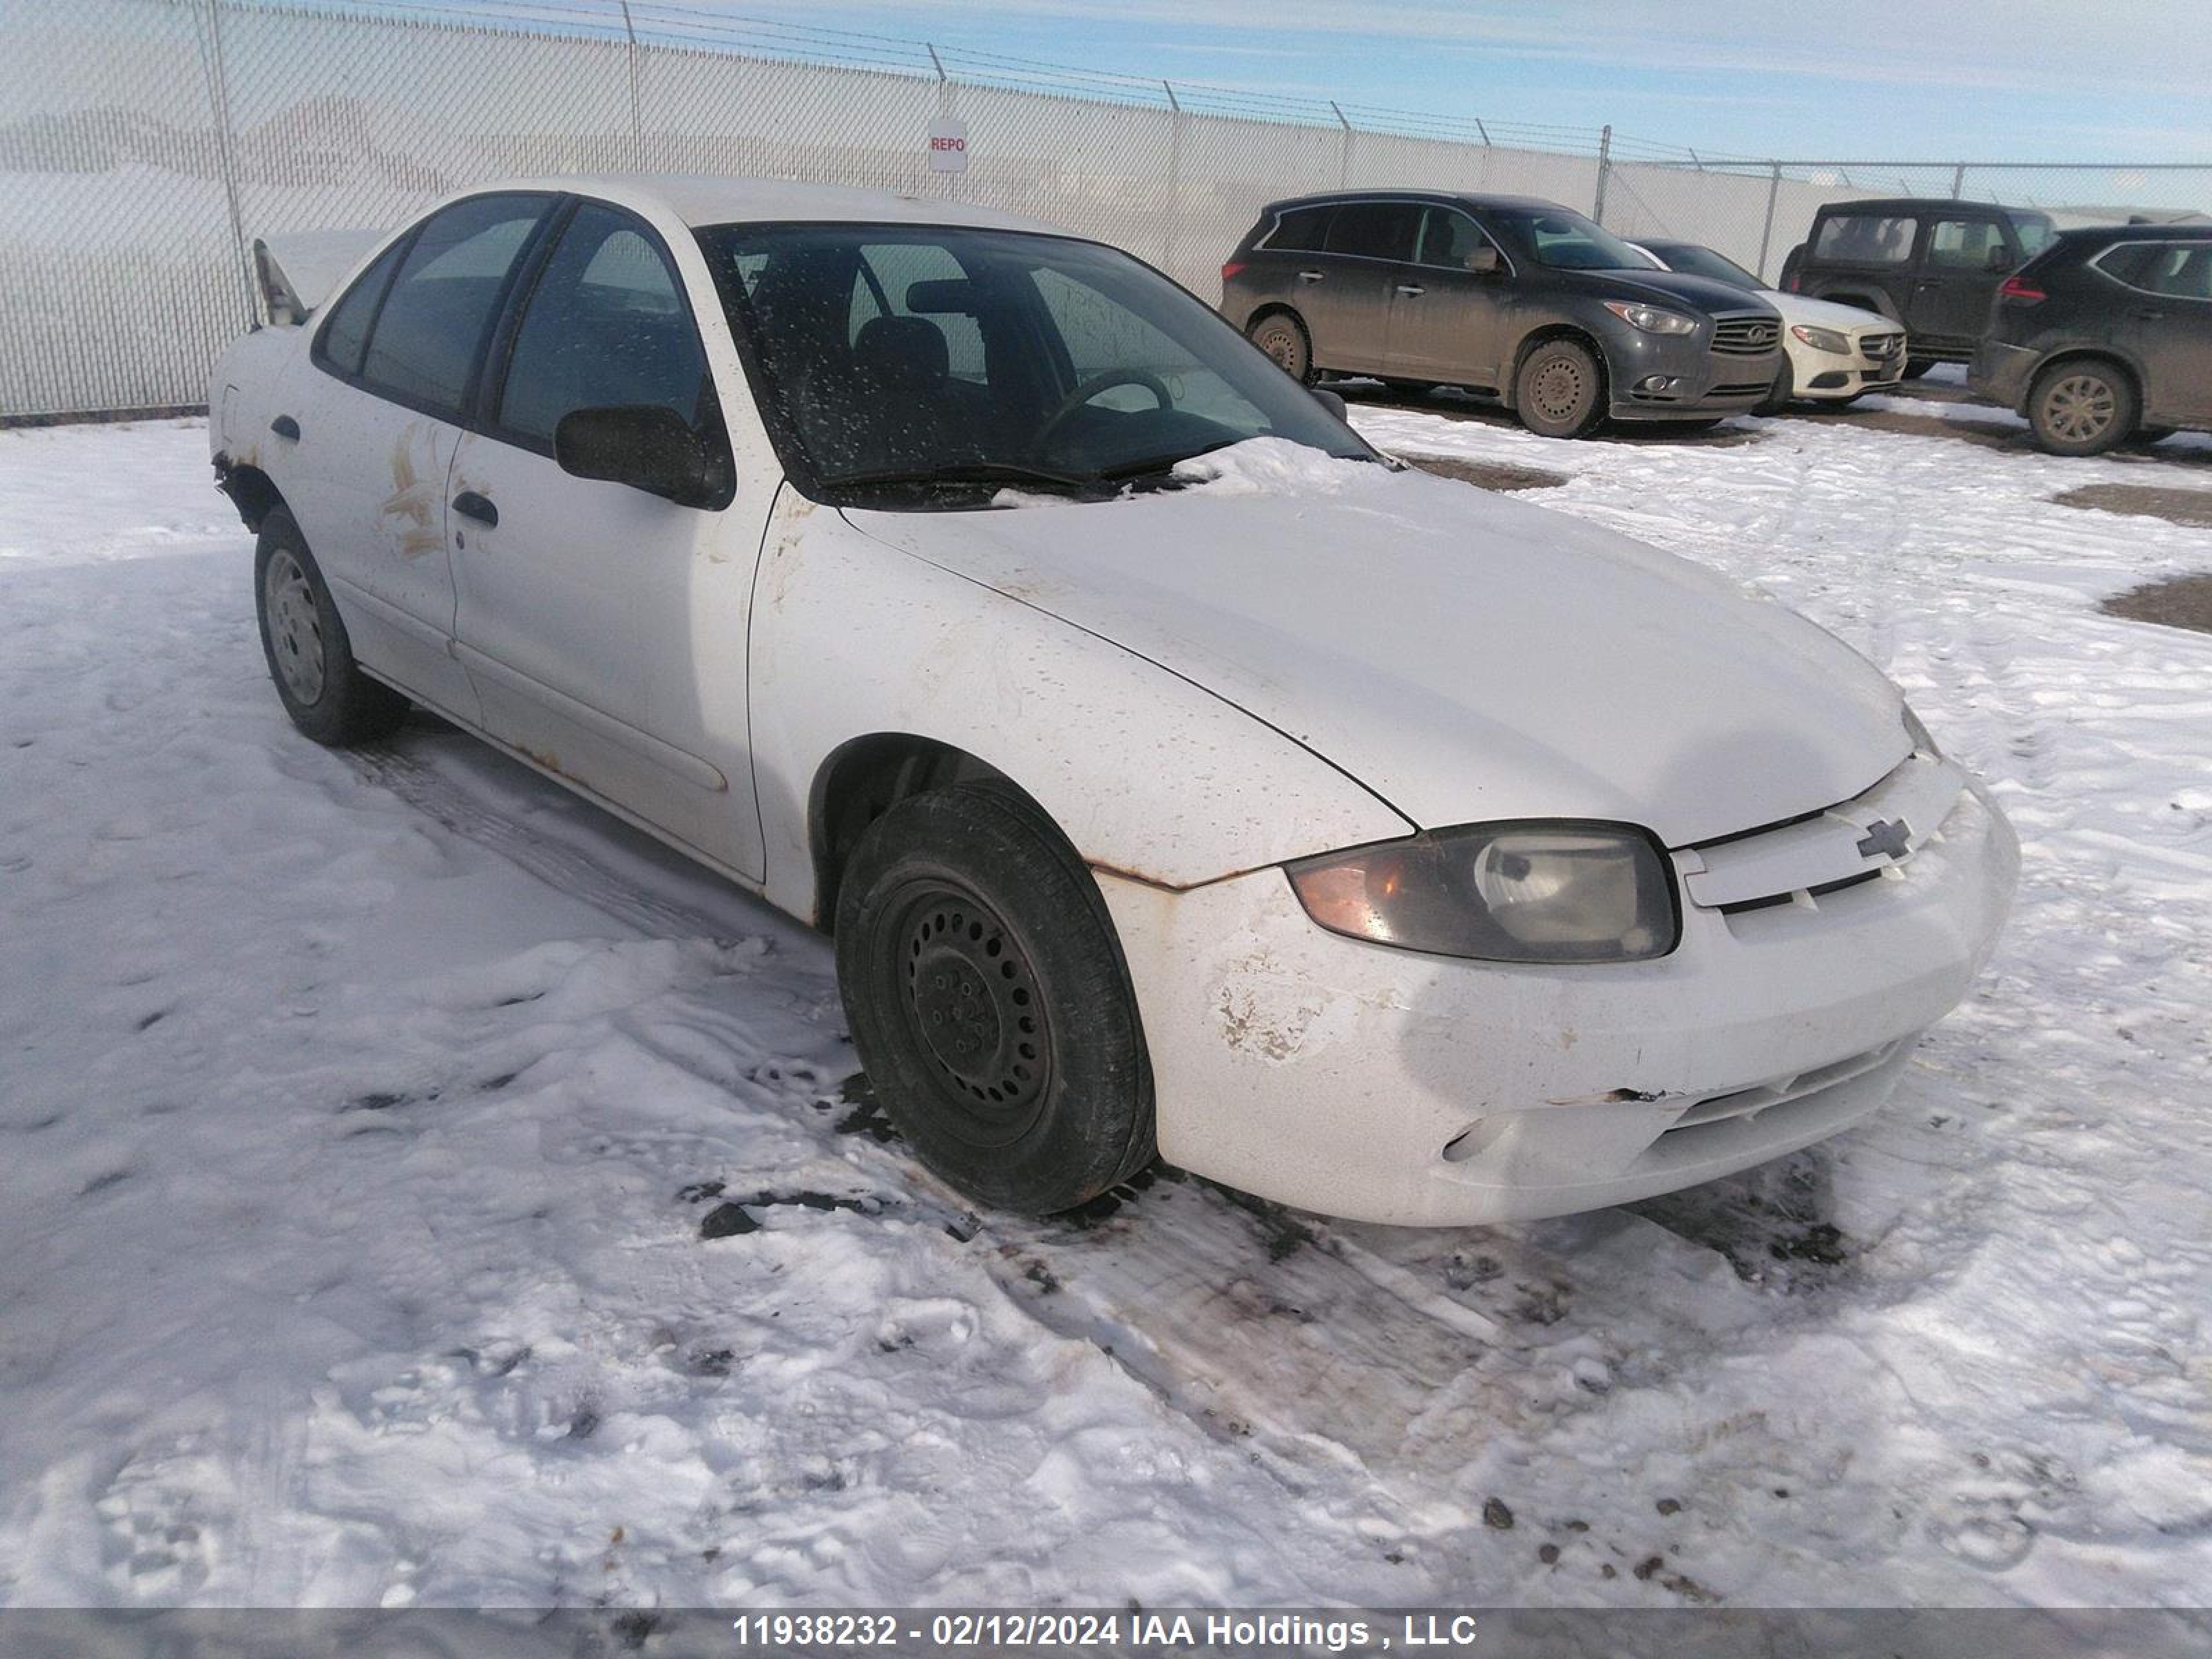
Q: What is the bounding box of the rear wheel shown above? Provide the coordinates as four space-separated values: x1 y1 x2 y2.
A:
254 507 409 746
1247 310 1313 386
1514 338 1606 439
2029 359 2137 457
835 783 1156 1215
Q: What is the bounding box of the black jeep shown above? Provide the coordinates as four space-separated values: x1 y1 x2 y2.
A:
1779 198 2055 374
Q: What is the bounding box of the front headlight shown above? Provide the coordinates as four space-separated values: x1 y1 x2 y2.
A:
1286 822 1679 964
1790 324 1850 355
1603 301 1698 336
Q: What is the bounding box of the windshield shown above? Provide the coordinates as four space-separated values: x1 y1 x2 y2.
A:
1484 205 1650 270
695 223 1371 503
1649 243 1763 291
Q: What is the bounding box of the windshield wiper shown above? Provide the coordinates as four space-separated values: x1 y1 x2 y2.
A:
827 460 1103 494
1091 438 1245 485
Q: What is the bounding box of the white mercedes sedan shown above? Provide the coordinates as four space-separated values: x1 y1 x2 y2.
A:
209 176 2016 1226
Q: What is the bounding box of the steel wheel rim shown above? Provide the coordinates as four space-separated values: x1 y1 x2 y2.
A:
265 549 326 705
1530 356 1588 422
892 881 1051 1147
2045 373 2117 442
1257 323 1300 372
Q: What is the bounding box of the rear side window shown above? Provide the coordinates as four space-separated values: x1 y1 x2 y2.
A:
2135 244 2212 301
359 194 549 417
1813 214 1916 264
1264 205 1334 252
1926 218 2007 270
1324 202 1420 263
496 203 709 448
315 240 406 377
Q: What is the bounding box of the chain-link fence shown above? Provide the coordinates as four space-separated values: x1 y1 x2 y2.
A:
4 0 2208 419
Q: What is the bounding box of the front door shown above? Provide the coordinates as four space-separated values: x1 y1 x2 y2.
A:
1384 205 1512 390
1911 214 2012 349
448 199 767 881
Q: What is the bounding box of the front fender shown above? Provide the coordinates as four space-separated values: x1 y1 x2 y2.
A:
747 490 1412 920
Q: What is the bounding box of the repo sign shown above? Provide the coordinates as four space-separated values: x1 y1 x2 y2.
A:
927 116 969 174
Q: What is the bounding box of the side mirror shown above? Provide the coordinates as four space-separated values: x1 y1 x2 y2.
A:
553 404 719 507
1311 386 1349 422
1463 245 1501 275
1986 244 2014 274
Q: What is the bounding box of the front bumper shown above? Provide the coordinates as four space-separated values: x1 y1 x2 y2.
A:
1788 335 1906 400
1098 777 2017 1226
1602 328 1781 422
1969 339 2039 414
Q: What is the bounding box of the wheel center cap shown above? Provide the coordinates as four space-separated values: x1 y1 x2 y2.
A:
912 949 1002 1075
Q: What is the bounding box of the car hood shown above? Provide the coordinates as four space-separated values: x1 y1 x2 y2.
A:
1567 268 1774 316
1767 288 1895 330
841 448 1907 849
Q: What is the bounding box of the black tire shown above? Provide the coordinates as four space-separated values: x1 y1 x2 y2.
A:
2131 425 2177 446
835 783 1156 1215
1514 337 1606 439
1246 310 1314 386
2028 358 2138 458
253 507 409 746
1755 357 1794 415
1381 377 1438 400
1901 358 1935 379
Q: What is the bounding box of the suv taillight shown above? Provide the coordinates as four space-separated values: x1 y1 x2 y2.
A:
1998 275 2046 303
1221 260 1248 281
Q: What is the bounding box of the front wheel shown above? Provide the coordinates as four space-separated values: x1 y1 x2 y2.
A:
1514 339 1606 439
1246 311 1314 386
835 783 1156 1215
254 507 409 746
2029 359 2137 457
1901 357 1935 379
1755 357 1794 415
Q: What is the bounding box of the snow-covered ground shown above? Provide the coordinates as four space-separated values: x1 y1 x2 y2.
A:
1 407 2209 1611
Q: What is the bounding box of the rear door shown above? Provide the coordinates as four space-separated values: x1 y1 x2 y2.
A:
2118 242 2212 422
1383 205 1512 388
281 191 554 719
449 198 766 879
1803 209 1918 314
1301 200 1419 376
1911 213 2013 348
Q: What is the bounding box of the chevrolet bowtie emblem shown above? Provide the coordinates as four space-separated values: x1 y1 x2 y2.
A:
1857 818 1911 860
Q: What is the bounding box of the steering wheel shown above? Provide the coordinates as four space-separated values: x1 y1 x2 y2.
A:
1034 370 1174 452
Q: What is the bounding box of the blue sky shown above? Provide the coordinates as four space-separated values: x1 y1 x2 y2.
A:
609 0 2212 162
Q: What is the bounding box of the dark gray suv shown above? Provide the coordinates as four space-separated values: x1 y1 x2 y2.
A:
1220 190 1783 438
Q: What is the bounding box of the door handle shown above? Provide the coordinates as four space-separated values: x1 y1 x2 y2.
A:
1296 268 1325 283
451 490 498 528
269 414 300 442
2134 309 2166 321
1394 283 1426 297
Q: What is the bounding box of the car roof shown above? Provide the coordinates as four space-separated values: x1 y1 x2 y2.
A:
2052 221 2212 243
451 173 1069 236
1812 197 2049 219
1257 189 1566 216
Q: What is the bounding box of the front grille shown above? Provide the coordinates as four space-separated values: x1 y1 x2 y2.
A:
1712 314 1781 355
1660 1038 1907 1136
1858 332 1905 362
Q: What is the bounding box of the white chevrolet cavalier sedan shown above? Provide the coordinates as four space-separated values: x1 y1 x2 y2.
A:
209 176 2018 1226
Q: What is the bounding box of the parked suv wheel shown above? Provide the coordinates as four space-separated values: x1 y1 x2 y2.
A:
1247 311 1314 385
254 507 409 746
2029 359 2137 458
1515 339 1606 439
835 782 1156 1215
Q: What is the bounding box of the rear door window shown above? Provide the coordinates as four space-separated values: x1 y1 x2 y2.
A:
315 240 406 378
358 193 550 418
1323 202 1420 263
1813 214 1916 264
2135 244 2212 301
1925 218 2007 270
